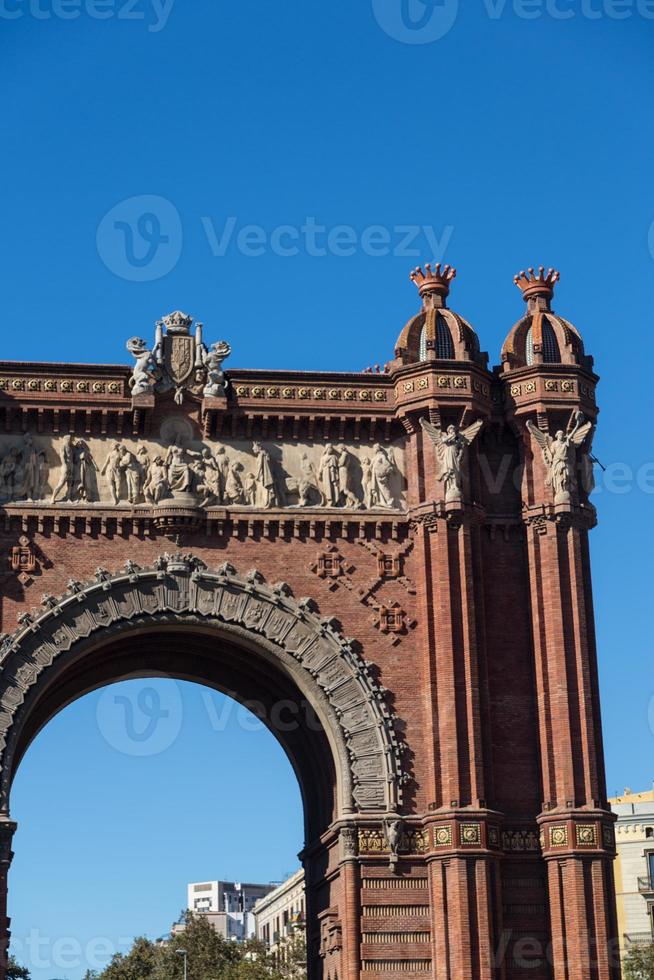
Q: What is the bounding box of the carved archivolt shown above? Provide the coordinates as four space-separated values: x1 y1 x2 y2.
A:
0 556 406 814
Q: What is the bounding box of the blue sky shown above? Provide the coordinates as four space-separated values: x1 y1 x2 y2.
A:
2 0 654 976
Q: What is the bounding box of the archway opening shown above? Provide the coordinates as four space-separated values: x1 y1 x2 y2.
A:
0 557 405 980
10 677 305 980
4 621 347 980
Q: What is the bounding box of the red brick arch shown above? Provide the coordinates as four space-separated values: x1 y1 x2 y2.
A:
0 284 620 979
0 554 406 821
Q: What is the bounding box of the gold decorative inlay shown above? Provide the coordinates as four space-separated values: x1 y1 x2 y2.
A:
576 824 596 847
460 823 482 846
433 825 452 847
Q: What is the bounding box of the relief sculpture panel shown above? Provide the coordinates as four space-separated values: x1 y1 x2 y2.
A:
0 428 406 513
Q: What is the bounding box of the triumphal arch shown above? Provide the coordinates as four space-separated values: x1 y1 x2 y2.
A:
0 265 619 979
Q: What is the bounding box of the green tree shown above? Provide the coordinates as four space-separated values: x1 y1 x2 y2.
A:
624 944 654 980
101 936 158 980
92 913 308 980
272 932 307 980
153 912 242 980
6 955 30 980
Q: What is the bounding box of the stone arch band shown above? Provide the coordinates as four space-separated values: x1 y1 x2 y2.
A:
0 555 406 815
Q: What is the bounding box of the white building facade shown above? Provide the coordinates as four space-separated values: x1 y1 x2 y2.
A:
187 880 275 941
254 869 305 953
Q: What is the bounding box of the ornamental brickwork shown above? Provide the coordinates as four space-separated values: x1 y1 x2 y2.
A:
0 264 618 980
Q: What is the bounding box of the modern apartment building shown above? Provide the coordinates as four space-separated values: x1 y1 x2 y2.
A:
186 880 275 942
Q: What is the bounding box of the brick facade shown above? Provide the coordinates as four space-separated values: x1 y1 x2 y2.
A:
0 266 619 979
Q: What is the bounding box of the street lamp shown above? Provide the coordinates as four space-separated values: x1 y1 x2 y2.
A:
176 949 188 980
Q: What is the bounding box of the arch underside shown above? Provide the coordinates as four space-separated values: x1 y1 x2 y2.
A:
0 555 406 841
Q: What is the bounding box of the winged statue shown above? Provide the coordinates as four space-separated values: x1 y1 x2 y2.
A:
526 411 594 503
420 418 484 502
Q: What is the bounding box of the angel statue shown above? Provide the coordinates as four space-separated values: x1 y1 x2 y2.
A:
384 818 403 872
526 412 594 504
420 418 484 503
126 337 162 396
202 340 232 398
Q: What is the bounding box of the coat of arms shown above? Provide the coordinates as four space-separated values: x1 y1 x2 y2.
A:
126 311 232 405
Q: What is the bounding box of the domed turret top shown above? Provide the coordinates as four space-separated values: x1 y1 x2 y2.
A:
501 267 592 372
394 263 487 368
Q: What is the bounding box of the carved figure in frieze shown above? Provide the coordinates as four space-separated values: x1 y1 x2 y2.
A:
215 446 230 503
252 442 285 508
371 444 400 509
37 448 48 500
144 455 170 504
51 435 75 503
336 445 362 508
298 453 325 507
166 441 201 496
420 418 484 503
526 411 593 504
51 436 97 503
76 441 98 502
244 471 257 505
202 341 232 398
318 444 341 507
119 447 141 505
136 447 151 501
361 456 373 509
101 443 125 505
225 460 246 505
196 449 222 507
0 448 20 501
21 434 43 501
126 337 162 396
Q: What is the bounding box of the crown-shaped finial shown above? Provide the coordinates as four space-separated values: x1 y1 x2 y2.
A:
514 267 560 305
410 263 456 302
162 311 193 335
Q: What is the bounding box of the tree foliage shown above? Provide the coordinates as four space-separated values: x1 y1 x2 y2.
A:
624 944 654 980
91 913 307 980
6 955 30 980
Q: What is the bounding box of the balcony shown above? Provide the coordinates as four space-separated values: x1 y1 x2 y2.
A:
625 932 654 947
637 876 654 895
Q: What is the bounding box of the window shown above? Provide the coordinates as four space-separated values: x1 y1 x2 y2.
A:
526 321 560 365
419 315 454 361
